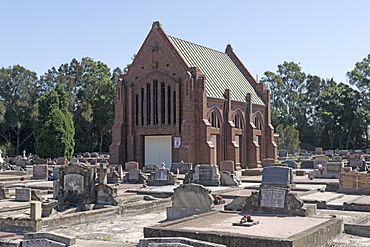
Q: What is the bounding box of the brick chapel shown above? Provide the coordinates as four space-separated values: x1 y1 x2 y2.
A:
110 21 277 170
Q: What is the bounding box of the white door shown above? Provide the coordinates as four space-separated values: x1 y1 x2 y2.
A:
211 135 217 165
145 135 172 169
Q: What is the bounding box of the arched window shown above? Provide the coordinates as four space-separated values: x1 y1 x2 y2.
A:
208 108 221 128
233 113 243 129
254 113 263 130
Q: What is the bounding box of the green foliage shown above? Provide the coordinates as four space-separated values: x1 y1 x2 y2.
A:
276 124 300 153
35 85 75 158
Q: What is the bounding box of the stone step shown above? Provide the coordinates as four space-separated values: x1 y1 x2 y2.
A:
299 192 345 208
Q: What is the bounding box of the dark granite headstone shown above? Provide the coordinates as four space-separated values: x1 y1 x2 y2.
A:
15 188 31 202
32 164 48 179
261 166 293 188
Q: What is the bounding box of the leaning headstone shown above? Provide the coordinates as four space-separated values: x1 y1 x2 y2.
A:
192 164 220 186
96 183 117 206
220 171 240 186
107 167 121 184
170 161 192 174
15 188 31 202
32 164 48 179
278 149 288 158
147 166 176 186
166 184 214 221
125 161 139 171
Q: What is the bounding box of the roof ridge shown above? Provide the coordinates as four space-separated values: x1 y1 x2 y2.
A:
168 35 227 56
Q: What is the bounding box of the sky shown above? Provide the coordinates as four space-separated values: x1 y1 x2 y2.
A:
1 0 369 84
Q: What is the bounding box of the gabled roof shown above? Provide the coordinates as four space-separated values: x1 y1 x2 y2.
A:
168 36 264 105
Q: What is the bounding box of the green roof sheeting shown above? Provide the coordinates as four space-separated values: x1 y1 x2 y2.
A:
169 36 265 105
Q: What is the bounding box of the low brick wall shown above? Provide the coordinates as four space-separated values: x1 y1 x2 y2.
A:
338 172 370 194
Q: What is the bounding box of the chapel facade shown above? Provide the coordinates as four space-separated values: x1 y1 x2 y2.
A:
110 21 277 169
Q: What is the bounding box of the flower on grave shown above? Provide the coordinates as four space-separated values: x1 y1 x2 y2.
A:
246 215 254 222
240 216 247 224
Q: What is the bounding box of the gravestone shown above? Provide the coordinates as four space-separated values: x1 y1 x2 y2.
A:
15 188 31 202
261 166 293 188
96 183 117 206
278 149 288 158
311 161 343 179
98 163 108 184
52 167 60 180
107 167 121 184
55 157 67 166
235 166 308 216
219 160 240 186
57 162 96 211
192 164 220 186
32 164 48 179
170 161 192 174
148 165 177 186
166 184 214 221
219 160 235 173
123 168 147 184
143 163 160 173
125 161 139 171
300 159 314 169
338 171 370 194
315 147 323 155
261 158 276 168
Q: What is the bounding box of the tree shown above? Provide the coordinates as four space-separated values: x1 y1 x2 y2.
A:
35 84 75 158
0 65 40 154
276 124 300 154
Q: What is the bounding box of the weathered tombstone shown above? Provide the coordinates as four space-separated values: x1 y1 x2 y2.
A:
237 166 309 216
311 161 343 179
32 164 48 179
52 167 60 181
278 149 288 158
107 167 121 184
192 164 220 186
339 171 370 194
261 158 276 168
15 188 31 202
219 160 240 186
300 159 314 169
123 168 147 184
55 157 67 166
96 183 117 206
142 162 160 173
99 163 108 184
166 184 214 221
315 147 323 155
30 201 42 220
170 161 192 174
57 162 96 210
261 166 293 188
125 161 139 171
148 165 176 186
219 160 235 173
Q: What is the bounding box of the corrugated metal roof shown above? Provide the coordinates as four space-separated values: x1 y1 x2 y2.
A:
169 36 264 105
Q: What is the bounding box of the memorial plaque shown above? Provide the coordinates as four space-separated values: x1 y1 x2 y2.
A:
326 163 342 172
261 166 291 187
64 174 84 194
15 188 31 202
33 164 48 179
260 188 286 208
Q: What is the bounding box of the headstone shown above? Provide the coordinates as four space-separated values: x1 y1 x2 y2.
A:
123 168 147 184
15 188 31 202
56 157 67 166
192 164 220 186
53 180 59 200
125 161 139 171
261 166 293 188
32 164 48 179
107 167 121 184
52 167 60 180
57 162 96 210
220 171 240 186
83 152 91 158
339 172 370 194
219 160 235 173
142 162 160 173
30 201 42 220
278 149 288 158
99 163 108 184
315 147 323 155
91 152 99 158
166 184 214 221
311 161 344 179
300 160 314 169
295 170 306 176
96 183 117 206
261 158 276 168
148 165 176 186
0 149 3 164
170 161 192 174
260 187 286 208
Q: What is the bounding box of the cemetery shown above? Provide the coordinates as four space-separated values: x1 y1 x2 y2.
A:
1 9 370 247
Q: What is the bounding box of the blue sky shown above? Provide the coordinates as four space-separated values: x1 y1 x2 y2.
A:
1 0 369 83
